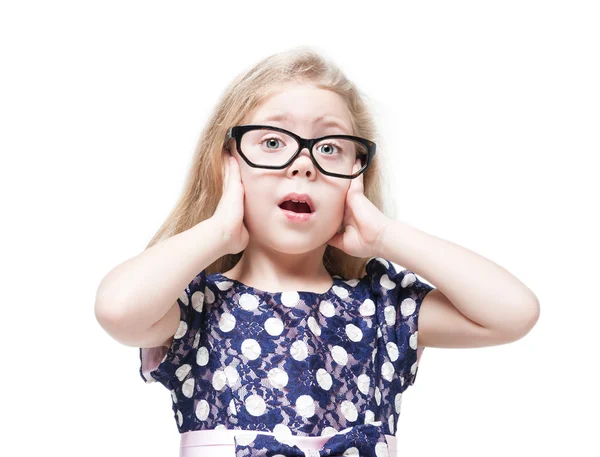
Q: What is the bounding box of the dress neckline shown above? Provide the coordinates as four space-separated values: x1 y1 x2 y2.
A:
213 272 340 298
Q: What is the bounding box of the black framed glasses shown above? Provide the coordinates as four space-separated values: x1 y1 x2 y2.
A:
225 124 376 179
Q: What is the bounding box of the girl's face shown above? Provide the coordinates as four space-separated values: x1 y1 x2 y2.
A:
229 81 354 255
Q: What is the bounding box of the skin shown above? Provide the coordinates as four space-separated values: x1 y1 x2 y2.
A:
150 84 539 353
219 81 385 294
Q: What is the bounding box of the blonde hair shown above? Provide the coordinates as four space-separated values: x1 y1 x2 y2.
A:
146 45 397 280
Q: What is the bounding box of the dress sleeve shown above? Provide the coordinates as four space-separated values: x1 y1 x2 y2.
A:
366 257 435 391
139 269 208 389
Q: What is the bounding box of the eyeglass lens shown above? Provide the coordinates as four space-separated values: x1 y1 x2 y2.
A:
240 128 368 175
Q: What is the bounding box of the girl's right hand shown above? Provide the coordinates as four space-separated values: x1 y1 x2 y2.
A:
212 152 250 255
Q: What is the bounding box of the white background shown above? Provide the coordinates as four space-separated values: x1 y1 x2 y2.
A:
2 1 598 456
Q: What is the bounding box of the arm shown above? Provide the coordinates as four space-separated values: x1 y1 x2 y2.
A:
375 219 540 348
94 216 229 348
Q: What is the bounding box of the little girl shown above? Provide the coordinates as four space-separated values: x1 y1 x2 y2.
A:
96 47 539 457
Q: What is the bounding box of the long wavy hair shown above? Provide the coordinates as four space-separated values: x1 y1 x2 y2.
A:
145 46 398 280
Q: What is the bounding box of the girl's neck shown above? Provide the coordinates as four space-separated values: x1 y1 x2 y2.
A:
223 246 333 294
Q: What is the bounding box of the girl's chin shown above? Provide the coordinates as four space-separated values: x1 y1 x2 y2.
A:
253 234 325 255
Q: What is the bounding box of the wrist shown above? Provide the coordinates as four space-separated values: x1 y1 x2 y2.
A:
373 216 392 258
194 217 229 260
202 216 232 257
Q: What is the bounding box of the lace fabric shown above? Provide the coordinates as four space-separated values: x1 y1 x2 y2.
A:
139 256 435 438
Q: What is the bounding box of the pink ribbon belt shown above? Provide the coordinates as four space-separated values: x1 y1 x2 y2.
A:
180 422 397 457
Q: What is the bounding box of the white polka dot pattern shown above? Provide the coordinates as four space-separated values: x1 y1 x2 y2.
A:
233 422 391 457
137 257 435 438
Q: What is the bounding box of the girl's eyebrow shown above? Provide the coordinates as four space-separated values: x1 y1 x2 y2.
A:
258 113 351 133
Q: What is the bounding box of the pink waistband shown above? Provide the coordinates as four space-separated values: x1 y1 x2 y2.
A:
180 428 397 457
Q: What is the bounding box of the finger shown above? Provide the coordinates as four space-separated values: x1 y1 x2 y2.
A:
223 158 230 192
351 160 363 192
230 156 240 180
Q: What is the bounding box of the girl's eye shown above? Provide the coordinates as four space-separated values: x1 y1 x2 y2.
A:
316 142 341 156
261 136 285 149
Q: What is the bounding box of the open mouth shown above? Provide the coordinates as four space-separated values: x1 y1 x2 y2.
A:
278 200 313 214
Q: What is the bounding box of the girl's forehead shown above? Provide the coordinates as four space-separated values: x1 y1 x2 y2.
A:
258 83 343 107
252 111 352 135
247 85 353 131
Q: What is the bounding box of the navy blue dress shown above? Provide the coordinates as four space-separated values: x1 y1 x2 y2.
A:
139 256 435 437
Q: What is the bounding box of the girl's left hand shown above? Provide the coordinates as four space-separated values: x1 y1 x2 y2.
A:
326 159 390 258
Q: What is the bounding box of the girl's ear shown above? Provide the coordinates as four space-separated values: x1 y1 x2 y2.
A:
223 136 232 154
